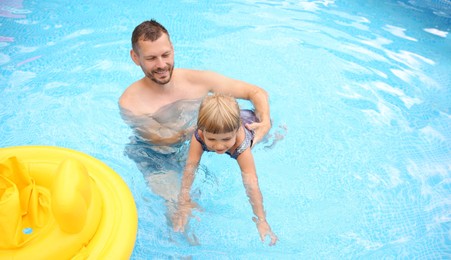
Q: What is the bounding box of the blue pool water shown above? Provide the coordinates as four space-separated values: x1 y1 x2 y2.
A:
1 0 450 259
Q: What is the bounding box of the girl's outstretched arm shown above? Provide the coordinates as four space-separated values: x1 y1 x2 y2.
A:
172 134 203 232
237 149 278 246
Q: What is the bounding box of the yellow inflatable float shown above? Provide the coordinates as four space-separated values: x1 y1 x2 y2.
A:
0 146 138 260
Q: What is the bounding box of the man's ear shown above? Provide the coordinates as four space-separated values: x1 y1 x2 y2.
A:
130 49 140 65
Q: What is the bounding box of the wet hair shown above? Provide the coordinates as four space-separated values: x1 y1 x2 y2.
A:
197 94 241 134
131 20 170 52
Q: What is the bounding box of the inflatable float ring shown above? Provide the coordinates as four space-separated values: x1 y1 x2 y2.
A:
0 146 138 259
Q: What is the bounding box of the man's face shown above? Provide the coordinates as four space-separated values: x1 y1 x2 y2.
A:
132 34 174 85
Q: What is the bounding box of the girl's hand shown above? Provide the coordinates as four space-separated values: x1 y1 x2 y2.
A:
172 201 198 232
253 217 278 246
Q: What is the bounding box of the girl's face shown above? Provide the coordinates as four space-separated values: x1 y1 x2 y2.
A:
201 130 238 154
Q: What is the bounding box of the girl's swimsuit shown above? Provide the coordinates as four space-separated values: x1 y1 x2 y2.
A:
194 109 258 159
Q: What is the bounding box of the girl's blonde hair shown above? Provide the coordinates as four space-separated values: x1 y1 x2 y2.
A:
197 94 241 134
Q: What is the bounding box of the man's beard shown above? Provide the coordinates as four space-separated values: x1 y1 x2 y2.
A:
146 64 174 85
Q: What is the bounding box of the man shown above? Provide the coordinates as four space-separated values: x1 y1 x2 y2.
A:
119 20 271 149
119 19 271 206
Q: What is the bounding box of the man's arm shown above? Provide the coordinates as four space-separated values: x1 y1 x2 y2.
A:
242 86 271 145
120 105 194 146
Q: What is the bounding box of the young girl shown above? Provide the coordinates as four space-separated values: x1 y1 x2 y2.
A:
172 93 278 246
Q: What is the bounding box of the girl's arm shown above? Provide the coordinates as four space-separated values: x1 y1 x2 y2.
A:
172 133 203 232
237 149 278 246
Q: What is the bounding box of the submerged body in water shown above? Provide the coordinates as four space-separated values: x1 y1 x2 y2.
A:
121 98 203 176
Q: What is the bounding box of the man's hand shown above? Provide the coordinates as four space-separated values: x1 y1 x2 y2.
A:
246 119 271 145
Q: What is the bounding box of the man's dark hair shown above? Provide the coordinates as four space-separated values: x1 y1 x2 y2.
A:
131 20 170 52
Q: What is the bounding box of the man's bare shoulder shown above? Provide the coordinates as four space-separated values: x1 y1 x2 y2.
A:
119 80 142 108
175 68 224 85
119 78 161 115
